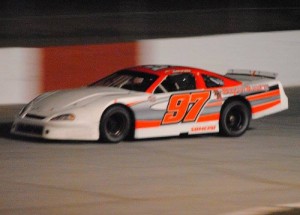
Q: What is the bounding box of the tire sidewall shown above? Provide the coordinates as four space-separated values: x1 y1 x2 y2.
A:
220 100 250 137
100 106 131 143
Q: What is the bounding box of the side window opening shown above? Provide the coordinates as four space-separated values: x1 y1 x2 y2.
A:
202 75 224 88
154 73 196 94
154 85 167 94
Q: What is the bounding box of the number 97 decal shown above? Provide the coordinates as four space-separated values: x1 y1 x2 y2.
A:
162 91 211 124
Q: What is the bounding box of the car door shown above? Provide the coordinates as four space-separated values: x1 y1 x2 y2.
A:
133 72 213 138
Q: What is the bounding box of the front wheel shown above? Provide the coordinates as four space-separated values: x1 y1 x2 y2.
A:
100 106 131 143
219 100 250 137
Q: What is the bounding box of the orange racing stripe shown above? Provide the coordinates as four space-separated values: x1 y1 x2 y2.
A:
252 99 281 113
197 113 220 122
126 100 146 107
136 113 220 129
247 89 280 101
135 120 161 129
205 101 223 107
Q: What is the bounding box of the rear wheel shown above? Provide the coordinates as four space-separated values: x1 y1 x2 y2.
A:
220 100 250 137
100 106 131 143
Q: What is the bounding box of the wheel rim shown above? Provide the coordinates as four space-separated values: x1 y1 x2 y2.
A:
226 107 245 132
105 112 127 138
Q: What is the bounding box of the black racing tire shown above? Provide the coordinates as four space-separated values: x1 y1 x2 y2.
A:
100 105 131 143
219 100 250 137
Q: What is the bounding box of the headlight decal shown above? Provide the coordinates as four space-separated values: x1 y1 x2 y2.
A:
50 114 76 121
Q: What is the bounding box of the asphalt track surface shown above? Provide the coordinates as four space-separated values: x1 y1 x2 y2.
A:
0 87 299 215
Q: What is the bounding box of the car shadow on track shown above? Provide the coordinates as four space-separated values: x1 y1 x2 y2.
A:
0 121 154 145
134 126 257 142
0 121 258 144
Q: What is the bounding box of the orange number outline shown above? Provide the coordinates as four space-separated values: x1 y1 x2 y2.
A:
161 91 211 125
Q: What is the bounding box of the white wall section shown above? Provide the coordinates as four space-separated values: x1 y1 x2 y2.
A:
139 31 300 87
0 48 41 104
0 31 299 104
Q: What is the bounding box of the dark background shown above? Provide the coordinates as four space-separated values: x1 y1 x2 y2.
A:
0 0 300 47
1 0 299 16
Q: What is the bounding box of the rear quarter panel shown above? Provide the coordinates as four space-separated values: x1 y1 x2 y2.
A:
245 81 288 119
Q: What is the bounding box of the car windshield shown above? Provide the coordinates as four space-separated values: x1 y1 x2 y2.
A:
89 70 158 92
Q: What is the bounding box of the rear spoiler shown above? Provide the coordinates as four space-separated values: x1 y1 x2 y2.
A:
226 69 278 79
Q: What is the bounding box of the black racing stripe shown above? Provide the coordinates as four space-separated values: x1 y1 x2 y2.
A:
269 84 279 91
245 84 279 97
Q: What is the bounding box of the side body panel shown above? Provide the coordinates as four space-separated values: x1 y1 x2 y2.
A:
128 89 223 139
128 79 288 140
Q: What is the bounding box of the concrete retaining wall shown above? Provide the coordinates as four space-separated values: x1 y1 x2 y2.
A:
0 31 299 104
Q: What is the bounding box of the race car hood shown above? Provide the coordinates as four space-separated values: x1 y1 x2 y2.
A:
23 87 131 116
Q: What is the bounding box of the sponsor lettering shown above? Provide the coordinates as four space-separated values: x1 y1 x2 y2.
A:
172 69 191 73
221 84 269 95
191 125 216 132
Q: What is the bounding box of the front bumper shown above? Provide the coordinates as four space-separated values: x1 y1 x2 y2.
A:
11 117 99 141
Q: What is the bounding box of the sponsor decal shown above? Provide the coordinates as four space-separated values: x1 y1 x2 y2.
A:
213 90 222 100
191 125 216 132
221 84 269 95
172 69 192 73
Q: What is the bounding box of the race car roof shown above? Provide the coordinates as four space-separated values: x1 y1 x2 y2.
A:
128 65 223 77
129 65 199 74
127 65 242 86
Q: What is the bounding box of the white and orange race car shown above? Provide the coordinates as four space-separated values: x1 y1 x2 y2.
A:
11 65 288 143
